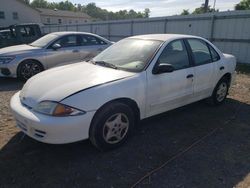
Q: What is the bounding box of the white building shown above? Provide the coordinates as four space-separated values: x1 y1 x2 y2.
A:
0 0 41 27
0 0 91 28
38 8 91 25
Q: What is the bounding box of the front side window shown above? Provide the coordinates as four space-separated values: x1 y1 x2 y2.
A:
56 35 77 48
187 39 212 65
157 40 190 70
19 26 35 37
20 27 27 37
93 38 162 72
25 26 35 36
0 11 5 19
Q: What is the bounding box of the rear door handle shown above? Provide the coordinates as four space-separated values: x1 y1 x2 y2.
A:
72 49 79 53
186 74 194 79
220 66 225 70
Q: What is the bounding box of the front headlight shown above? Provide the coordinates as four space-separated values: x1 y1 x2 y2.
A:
0 56 15 64
33 101 86 116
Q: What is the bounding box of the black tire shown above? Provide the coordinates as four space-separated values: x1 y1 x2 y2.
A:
89 102 135 151
17 60 44 81
211 77 229 105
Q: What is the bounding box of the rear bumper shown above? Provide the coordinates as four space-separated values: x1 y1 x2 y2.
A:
10 92 95 144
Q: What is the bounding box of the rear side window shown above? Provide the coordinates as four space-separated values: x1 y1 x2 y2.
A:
158 40 190 70
78 35 107 46
187 39 212 65
208 45 220 62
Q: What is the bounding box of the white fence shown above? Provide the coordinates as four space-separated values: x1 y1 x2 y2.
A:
42 10 250 64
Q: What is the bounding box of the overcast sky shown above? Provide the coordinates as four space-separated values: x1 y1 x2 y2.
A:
47 0 240 17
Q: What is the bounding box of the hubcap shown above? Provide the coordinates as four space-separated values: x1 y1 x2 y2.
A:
20 63 41 80
216 82 227 102
103 113 129 144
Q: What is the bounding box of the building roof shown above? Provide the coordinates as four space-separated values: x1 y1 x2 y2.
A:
37 8 91 19
16 0 41 12
130 34 202 42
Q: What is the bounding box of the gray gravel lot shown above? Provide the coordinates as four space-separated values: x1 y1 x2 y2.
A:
0 73 249 188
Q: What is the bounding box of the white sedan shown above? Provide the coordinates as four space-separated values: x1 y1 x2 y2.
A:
10 34 236 150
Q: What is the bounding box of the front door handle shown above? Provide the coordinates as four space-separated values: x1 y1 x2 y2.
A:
72 49 79 53
220 66 225 70
186 74 194 79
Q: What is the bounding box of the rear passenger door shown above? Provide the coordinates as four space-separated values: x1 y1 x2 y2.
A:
185 38 218 99
77 35 110 61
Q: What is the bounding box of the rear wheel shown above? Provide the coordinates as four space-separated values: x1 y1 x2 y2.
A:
89 102 135 151
17 60 43 80
211 78 229 105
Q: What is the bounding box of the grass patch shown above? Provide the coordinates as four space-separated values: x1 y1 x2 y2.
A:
236 63 250 75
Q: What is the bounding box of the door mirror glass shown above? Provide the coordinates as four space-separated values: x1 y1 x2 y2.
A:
153 63 174 74
52 43 61 50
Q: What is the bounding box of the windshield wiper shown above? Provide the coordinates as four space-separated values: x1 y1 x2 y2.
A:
91 60 118 70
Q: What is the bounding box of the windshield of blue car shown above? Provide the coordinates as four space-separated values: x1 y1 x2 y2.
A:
92 38 163 72
30 34 59 48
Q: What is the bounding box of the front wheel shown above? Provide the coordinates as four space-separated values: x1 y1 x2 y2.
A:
89 102 135 151
211 78 229 105
17 60 43 80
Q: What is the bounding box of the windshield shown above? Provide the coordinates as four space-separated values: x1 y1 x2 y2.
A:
92 38 162 72
30 33 59 48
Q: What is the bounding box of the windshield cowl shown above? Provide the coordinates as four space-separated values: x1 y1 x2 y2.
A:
91 60 118 70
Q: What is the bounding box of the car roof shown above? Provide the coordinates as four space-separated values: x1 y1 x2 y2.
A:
129 34 202 42
51 31 95 36
48 31 112 43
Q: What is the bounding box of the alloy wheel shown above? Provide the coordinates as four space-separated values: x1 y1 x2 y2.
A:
102 113 129 144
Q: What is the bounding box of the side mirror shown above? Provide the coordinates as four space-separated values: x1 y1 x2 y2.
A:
52 43 61 50
153 63 174 74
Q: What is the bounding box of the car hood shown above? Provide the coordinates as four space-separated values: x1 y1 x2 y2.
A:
20 62 135 108
0 44 41 56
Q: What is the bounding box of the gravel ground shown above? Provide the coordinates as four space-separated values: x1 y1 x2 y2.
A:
0 73 249 188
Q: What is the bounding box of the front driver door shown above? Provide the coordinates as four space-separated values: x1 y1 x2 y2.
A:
146 39 194 117
45 35 81 68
